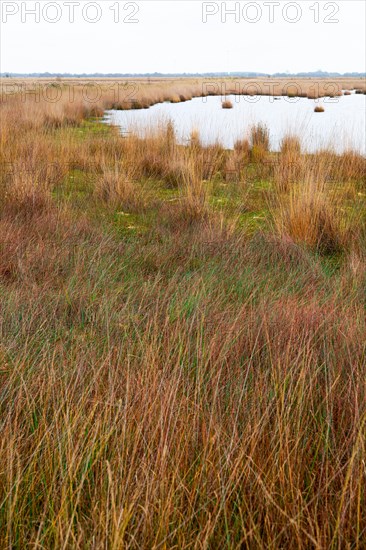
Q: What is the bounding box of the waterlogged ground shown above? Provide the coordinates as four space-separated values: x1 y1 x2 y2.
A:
105 92 366 154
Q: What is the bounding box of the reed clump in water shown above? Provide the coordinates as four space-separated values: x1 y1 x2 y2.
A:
222 99 233 109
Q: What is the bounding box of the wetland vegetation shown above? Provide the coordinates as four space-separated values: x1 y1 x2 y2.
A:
0 77 366 548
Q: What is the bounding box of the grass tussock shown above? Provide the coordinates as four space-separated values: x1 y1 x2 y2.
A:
280 135 302 156
178 150 211 224
274 135 303 192
271 165 347 254
0 164 52 218
95 166 151 212
248 123 270 163
250 123 270 151
0 79 366 548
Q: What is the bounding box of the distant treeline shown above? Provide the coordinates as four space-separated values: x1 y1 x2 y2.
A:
1 71 366 78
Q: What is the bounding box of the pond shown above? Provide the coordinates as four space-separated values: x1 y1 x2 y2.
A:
104 92 366 154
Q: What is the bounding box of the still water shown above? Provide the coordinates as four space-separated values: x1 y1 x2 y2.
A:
104 92 366 154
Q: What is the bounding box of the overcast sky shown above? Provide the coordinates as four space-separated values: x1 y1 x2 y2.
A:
1 1 365 74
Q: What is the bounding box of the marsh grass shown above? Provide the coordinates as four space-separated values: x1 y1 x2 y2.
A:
272 177 343 253
273 135 303 192
0 82 366 549
280 135 302 156
178 149 211 223
95 166 150 212
249 123 270 163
